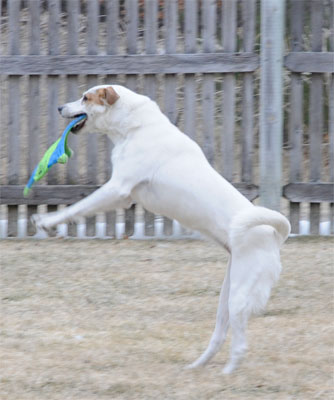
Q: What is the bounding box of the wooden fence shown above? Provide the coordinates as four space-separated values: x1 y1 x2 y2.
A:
0 0 333 238
284 0 334 234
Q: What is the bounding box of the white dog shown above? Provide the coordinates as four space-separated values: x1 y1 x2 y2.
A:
33 85 290 374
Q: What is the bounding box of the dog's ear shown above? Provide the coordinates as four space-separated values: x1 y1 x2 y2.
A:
103 86 120 106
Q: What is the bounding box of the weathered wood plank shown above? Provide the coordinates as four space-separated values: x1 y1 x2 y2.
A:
0 0 2 56
86 0 100 237
8 0 21 237
124 0 139 237
329 0 333 235
106 0 119 55
222 0 236 180
259 0 285 211
8 79 20 184
104 0 119 238
27 0 41 235
285 52 334 73
66 0 80 236
309 0 324 234
283 183 334 203
289 0 304 233
105 211 116 238
202 0 216 166
184 0 197 141
86 2 99 185
0 53 260 75
47 77 59 185
328 1 334 186
164 0 178 128
0 183 259 205
241 0 256 184
66 0 79 185
329 0 334 184
47 0 60 185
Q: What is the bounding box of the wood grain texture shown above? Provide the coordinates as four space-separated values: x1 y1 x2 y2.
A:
283 183 334 203
241 0 256 184
222 0 237 180
124 0 139 237
0 54 260 75
259 0 285 211
104 0 119 238
66 0 80 236
7 0 21 237
285 52 334 73
309 0 324 234
27 0 41 235
184 0 198 141
85 0 100 237
288 0 304 233
202 0 216 166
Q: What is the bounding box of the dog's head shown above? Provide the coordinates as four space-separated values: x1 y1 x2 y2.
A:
58 85 120 134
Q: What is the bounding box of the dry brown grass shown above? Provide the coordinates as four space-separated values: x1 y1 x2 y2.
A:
1 237 333 399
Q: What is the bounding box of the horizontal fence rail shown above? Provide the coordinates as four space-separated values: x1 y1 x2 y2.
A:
0 53 260 75
285 52 334 73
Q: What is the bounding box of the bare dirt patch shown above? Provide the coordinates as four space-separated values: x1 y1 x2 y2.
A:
1 237 333 399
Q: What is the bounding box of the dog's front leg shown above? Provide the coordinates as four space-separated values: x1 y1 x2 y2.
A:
32 181 132 233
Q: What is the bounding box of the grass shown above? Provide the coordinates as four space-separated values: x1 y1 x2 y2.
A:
0 237 333 399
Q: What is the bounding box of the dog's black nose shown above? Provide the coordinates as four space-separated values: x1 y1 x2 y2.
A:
57 106 63 114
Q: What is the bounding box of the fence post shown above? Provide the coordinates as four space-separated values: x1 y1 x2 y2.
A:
259 0 285 211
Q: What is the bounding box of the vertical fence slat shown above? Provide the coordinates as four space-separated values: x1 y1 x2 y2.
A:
66 0 79 185
123 0 139 237
143 0 158 236
329 0 334 234
309 1 324 234
7 0 21 237
27 0 41 235
85 0 100 237
164 0 178 128
259 0 285 211
104 0 120 238
222 0 236 181
47 0 60 186
202 0 216 166
105 0 119 181
65 0 80 237
184 0 198 142
163 0 178 236
288 0 304 233
46 0 61 234
241 0 255 185
86 0 99 185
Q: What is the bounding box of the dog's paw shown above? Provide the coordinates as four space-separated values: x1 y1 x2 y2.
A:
31 213 56 237
222 361 237 375
184 361 204 370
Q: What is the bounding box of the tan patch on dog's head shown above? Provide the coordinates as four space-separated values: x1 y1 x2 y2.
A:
84 87 120 106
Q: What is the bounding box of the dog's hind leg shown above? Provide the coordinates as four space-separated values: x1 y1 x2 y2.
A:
222 236 281 374
186 258 231 369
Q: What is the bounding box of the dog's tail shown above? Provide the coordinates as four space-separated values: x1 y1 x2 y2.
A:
228 206 290 316
230 206 290 248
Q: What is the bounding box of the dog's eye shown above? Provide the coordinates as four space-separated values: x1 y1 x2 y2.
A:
83 95 88 102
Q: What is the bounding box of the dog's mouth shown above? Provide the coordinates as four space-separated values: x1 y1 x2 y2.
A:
70 113 87 133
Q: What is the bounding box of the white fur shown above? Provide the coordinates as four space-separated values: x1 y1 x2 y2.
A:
33 85 291 373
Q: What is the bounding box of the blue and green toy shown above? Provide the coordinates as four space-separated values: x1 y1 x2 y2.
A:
24 114 86 197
